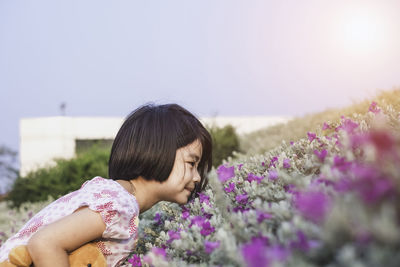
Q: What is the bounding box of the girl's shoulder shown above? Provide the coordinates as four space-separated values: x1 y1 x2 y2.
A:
79 176 139 211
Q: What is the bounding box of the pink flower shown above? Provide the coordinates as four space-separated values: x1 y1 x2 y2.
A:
322 122 331 130
313 149 328 162
307 132 317 142
368 101 381 114
333 156 352 172
295 191 331 223
204 241 220 254
337 117 358 134
217 165 235 182
167 229 181 244
351 164 396 204
152 247 166 258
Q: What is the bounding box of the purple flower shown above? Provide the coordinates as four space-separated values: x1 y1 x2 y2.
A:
247 173 264 184
233 206 251 213
289 230 321 252
266 245 289 262
199 192 210 206
241 238 269 267
181 206 190 219
368 101 381 114
200 221 215 236
295 191 331 223
256 210 272 223
334 177 353 192
351 164 395 204
251 235 269 246
307 132 317 142
284 184 298 195
322 122 331 130
204 240 220 254
186 250 194 256
242 239 289 267
269 156 278 168
128 255 142 266
217 165 235 182
167 229 181 244
313 149 328 162
182 211 189 220
224 182 235 193
154 213 161 225
201 207 213 219
283 159 291 169
313 177 334 187
333 156 352 172
268 170 278 181
337 117 359 134
153 247 166 258
235 193 249 205
238 163 243 170
290 141 294 145
189 216 206 228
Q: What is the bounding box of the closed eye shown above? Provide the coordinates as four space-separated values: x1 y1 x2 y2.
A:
187 161 196 167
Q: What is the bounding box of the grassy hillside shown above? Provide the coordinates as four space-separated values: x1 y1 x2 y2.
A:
240 89 400 155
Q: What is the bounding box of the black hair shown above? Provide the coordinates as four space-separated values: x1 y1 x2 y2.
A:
108 103 212 200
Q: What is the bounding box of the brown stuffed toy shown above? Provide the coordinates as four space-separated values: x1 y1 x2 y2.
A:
0 242 106 267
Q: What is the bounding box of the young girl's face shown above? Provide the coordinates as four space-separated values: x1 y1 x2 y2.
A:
160 139 202 205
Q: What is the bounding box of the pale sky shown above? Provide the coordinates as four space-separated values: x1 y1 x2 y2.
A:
1 0 400 152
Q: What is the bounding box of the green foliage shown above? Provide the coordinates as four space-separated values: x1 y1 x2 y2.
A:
6 146 109 208
0 145 18 195
207 124 240 167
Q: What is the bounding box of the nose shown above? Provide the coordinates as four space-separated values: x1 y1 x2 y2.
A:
193 169 201 183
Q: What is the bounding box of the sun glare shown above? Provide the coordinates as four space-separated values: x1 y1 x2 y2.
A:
334 7 387 55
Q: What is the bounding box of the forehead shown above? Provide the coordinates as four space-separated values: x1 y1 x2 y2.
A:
179 139 202 157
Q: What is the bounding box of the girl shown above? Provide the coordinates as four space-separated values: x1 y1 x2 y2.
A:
0 103 212 267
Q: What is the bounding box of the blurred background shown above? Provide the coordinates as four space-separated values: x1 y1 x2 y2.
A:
1 0 400 195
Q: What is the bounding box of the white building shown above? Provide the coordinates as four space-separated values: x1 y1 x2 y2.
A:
19 116 291 176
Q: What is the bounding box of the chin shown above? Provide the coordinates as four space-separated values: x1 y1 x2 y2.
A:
175 195 190 205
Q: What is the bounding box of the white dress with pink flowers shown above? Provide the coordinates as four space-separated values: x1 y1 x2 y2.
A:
0 176 140 267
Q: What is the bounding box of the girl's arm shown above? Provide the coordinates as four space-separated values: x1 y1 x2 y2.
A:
27 207 106 267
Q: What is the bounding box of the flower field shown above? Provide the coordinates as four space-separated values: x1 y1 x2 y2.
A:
1 90 400 267
124 93 400 266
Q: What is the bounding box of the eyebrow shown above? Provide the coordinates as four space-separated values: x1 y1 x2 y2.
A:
188 153 200 162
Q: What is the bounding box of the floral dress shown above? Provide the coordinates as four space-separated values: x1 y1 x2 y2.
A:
0 176 140 267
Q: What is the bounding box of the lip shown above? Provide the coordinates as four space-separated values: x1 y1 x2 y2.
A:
185 188 194 193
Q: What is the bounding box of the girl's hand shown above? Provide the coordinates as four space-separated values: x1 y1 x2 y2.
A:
27 207 106 267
